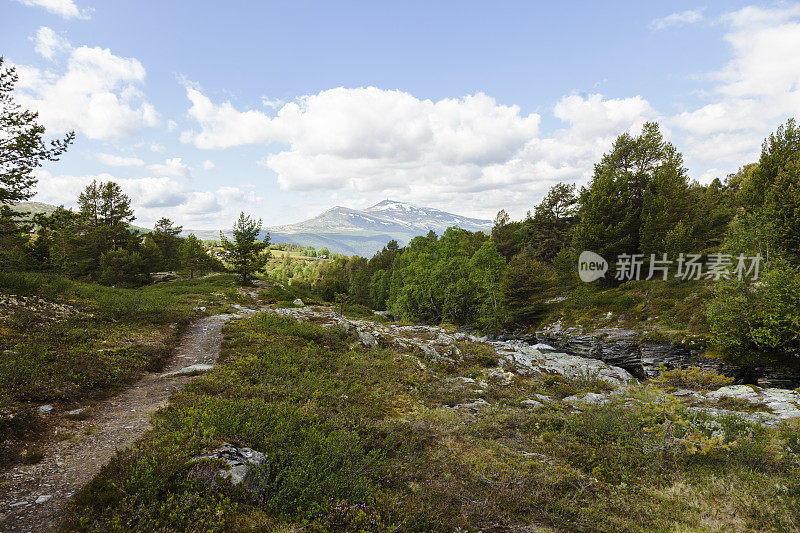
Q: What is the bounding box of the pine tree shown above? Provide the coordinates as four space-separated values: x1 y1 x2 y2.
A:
0 57 74 204
179 234 210 279
220 213 270 284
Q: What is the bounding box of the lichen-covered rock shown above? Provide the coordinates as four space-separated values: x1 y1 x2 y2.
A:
191 443 267 491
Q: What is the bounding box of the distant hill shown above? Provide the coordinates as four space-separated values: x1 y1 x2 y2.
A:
264 200 492 256
6 201 152 234
8 199 492 256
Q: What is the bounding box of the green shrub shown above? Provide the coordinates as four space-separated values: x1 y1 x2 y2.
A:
654 365 734 390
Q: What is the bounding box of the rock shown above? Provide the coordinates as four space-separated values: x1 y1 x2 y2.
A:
158 364 214 379
193 306 207 312
357 330 379 348
38 404 53 414
531 343 555 351
672 389 701 400
704 385 800 420
35 495 52 504
452 398 490 412
520 399 543 408
533 394 554 402
563 392 611 405
706 384 761 402
292 298 305 307
151 272 178 283
65 408 86 417
191 443 267 491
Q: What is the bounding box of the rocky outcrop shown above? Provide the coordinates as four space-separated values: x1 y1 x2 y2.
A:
534 325 800 387
271 306 635 386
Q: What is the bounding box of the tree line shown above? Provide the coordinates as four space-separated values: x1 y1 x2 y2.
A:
313 120 800 366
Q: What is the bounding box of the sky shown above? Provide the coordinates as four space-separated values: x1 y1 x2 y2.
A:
2 0 800 230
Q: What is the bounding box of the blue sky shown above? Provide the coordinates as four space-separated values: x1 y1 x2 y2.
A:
3 0 800 229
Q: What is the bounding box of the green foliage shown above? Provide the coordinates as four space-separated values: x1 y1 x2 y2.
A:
740 118 800 209
654 365 734 390
500 253 551 325
573 122 693 258
220 212 270 284
387 227 502 327
0 56 74 204
707 260 800 365
98 249 149 287
179 233 217 279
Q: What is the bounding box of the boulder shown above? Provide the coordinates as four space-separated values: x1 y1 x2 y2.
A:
158 364 214 379
358 330 379 348
191 443 267 491
292 298 305 307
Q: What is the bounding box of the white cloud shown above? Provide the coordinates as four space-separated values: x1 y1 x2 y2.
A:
167 119 178 131
669 5 800 172
180 86 275 148
183 85 654 217
650 9 704 30
147 157 191 179
32 27 70 60
14 0 91 20
201 160 215 170
14 38 159 139
96 153 144 167
33 170 260 228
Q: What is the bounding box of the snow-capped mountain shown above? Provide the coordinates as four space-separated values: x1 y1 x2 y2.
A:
265 200 492 256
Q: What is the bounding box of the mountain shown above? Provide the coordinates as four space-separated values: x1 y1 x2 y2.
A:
7 200 492 256
265 200 492 256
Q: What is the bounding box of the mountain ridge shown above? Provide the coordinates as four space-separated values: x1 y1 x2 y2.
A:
9 199 492 256
264 199 492 255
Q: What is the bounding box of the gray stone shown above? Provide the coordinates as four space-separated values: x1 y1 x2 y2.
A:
35 495 52 504
520 399 543 408
38 404 53 414
452 398 490 411
191 443 268 491
292 298 305 307
66 408 86 417
563 392 611 405
158 364 214 379
358 330 379 348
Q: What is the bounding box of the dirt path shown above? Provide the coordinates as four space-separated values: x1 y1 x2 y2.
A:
0 314 233 532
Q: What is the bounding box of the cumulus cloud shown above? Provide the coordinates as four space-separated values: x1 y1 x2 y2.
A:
670 5 800 172
14 35 158 139
96 153 144 167
201 160 215 170
33 170 260 228
147 157 191 179
14 0 91 20
650 9 704 30
183 85 655 216
32 27 70 60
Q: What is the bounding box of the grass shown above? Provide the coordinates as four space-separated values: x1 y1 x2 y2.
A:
0 271 249 469
538 278 714 345
62 312 800 532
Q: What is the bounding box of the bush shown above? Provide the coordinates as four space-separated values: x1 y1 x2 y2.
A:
707 260 800 364
99 249 150 287
654 365 734 390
